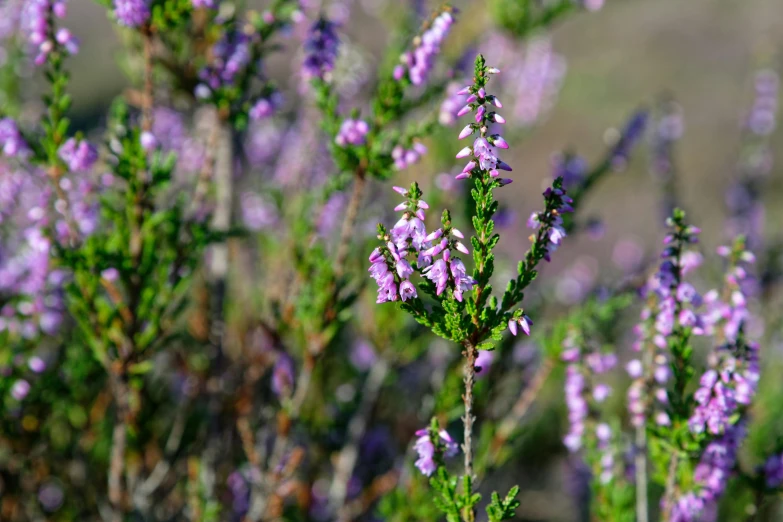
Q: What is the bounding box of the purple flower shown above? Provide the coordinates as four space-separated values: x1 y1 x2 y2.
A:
58 138 98 172
28 356 46 373
249 97 278 120
413 426 459 476
349 340 377 372
423 258 449 295
139 131 158 152
271 354 295 397
113 0 150 27
561 330 614 453
399 280 417 301
197 30 251 94
763 454 783 489
21 0 71 64
55 28 79 54
11 379 30 400
672 423 746 520
391 142 427 170
0 118 30 158
475 350 493 377
302 17 340 82
335 119 369 147
240 192 277 231
397 9 455 86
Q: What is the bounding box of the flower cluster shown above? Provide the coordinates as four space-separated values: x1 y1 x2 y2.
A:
21 0 75 65
151 107 206 178
626 214 702 427
689 243 759 435
452 79 513 185
335 118 369 147
561 329 617 453
58 138 98 173
197 30 251 94
113 0 150 28
370 184 473 304
302 17 340 82
249 95 281 121
0 175 68 340
671 423 746 522
0 118 30 158
413 424 458 476
391 142 427 170
394 8 456 86
526 189 571 261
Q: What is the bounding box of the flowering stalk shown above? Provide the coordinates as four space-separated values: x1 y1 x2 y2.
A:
371 54 573 522
666 238 759 520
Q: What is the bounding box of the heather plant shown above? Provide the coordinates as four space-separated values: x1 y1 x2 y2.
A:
3 0 783 521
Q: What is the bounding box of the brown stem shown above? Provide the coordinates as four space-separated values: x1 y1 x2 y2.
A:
108 370 131 521
335 169 367 277
462 342 477 522
661 453 680 521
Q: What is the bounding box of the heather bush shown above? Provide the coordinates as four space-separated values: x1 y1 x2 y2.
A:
0 1 782 521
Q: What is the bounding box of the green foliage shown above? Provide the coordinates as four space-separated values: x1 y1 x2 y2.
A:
485 486 520 521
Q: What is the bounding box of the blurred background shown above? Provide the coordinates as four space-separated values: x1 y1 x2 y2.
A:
4 0 783 520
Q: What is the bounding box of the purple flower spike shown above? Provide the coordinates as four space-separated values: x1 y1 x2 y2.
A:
302 17 340 82
396 9 456 87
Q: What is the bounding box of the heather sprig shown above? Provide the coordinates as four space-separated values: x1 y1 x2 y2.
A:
371 54 575 522
393 7 457 86
194 0 300 128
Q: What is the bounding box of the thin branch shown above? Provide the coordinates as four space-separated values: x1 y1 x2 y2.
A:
335 169 367 277
661 453 680 521
462 341 477 522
